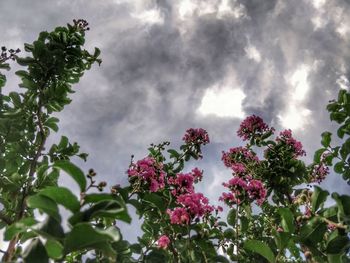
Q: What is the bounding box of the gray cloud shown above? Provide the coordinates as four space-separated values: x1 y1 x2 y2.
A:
2 0 350 242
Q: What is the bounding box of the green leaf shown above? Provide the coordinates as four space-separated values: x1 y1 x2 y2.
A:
223 228 235 239
39 186 80 212
84 193 114 203
145 249 168 263
300 219 327 244
167 149 180 159
272 230 290 250
58 136 69 149
45 239 63 259
64 223 120 254
27 195 60 222
35 216 65 240
227 208 236 227
334 161 344 174
327 254 344 263
53 160 86 192
278 207 295 233
311 186 329 213
326 235 350 254
211 255 230 263
244 240 275 263
4 217 37 241
44 117 59 132
143 193 166 211
332 193 346 223
9 92 21 107
321 132 332 147
23 239 49 263
94 47 101 58
16 57 36 66
70 200 130 224
314 148 327 163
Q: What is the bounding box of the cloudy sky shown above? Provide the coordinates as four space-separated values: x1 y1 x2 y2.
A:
2 0 350 240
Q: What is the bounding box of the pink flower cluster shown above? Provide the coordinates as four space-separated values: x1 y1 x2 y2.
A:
220 176 267 206
127 157 165 192
157 235 170 249
167 192 215 225
222 147 259 170
168 168 203 196
237 115 275 141
183 128 210 145
277 129 306 158
311 162 329 183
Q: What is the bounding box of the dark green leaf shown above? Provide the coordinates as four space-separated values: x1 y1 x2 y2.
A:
278 207 295 233
9 92 21 107
227 208 236 227
4 217 37 241
311 186 329 213
143 193 166 211
327 254 344 263
211 255 230 263
53 160 86 192
27 195 60 222
321 132 332 147
300 219 327 244
64 223 120 254
45 239 63 259
334 161 344 174
84 193 114 203
39 186 80 212
326 235 350 254
244 240 275 263
23 239 49 263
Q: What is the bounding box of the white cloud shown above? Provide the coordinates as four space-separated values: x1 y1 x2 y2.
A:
312 0 326 9
178 0 197 20
278 105 312 130
245 44 261 63
290 64 310 101
197 85 246 118
278 64 312 130
131 8 164 25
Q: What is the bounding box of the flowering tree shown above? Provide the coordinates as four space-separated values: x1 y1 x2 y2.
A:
0 20 349 262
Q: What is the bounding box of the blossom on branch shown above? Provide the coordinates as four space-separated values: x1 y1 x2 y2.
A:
237 115 275 141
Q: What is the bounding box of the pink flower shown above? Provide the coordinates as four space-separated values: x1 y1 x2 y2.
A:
176 193 214 218
277 129 306 158
167 208 190 225
183 128 210 145
327 223 337 231
191 167 203 181
223 177 248 189
216 206 223 212
237 115 275 141
168 172 195 195
157 235 170 249
219 192 241 206
220 177 267 206
231 163 246 175
222 147 259 169
127 157 166 192
310 162 329 184
247 179 267 206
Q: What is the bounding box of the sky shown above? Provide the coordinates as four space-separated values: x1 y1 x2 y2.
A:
2 0 350 242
